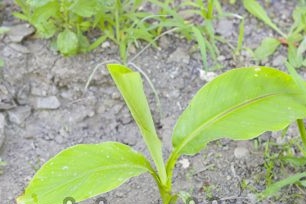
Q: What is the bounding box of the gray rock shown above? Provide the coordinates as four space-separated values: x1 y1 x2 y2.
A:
0 84 15 110
7 24 35 43
33 96 61 110
168 48 190 64
8 106 32 126
199 69 218 81
234 146 249 159
216 19 233 37
217 55 226 62
159 36 171 49
8 43 30 54
272 55 286 67
0 113 5 148
101 41 110 48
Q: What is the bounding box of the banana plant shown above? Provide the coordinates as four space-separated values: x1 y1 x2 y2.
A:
17 65 306 204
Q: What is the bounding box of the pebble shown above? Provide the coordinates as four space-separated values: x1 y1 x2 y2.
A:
167 47 190 64
272 55 286 67
6 24 35 43
101 41 110 48
216 19 233 37
199 69 218 82
178 158 190 169
54 134 64 144
32 96 61 110
217 55 226 62
234 147 249 159
159 36 171 49
8 106 32 126
0 113 5 148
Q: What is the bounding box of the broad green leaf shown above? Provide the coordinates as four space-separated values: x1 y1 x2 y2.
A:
56 29 79 56
172 67 306 156
258 172 306 199
17 142 153 204
107 64 167 184
254 37 280 61
243 0 286 37
70 0 97 17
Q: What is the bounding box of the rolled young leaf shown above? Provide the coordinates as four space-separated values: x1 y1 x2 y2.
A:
17 142 153 204
172 67 306 156
107 64 167 184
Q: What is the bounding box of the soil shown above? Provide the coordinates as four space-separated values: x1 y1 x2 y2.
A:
0 0 305 204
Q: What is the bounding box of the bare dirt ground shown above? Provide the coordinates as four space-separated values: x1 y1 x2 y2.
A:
0 0 305 204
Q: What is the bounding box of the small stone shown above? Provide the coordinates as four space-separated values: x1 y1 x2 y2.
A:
159 36 170 49
217 55 226 62
111 92 121 100
7 24 35 43
216 19 233 37
234 147 249 159
8 106 32 126
272 55 286 67
178 158 190 169
33 96 61 110
54 135 64 144
0 113 5 148
199 69 218 81
101 41 110 48
128 44 137 54
168 48 190 64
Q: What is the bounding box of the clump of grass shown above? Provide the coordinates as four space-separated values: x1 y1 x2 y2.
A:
14 0 243 70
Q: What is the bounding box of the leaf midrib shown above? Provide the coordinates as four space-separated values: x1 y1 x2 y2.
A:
174 92 284 155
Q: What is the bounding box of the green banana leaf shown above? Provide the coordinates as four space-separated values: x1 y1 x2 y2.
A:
17 142 153 204
172 67 306 155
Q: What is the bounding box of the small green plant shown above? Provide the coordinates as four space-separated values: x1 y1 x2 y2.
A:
17 65 306 204
13 0 161 58
0 26 9 67
151 0 244 70
0 158 5 174
14 0 243 70
243 0 306 68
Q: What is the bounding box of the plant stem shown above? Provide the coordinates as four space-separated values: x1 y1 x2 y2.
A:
151 171 173 204
207 0 215 19
165 151 180 192
297 119 306 149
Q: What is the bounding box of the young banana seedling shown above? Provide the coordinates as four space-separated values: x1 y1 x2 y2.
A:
17 64 306 204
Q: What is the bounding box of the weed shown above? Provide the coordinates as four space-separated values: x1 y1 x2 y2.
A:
0 26 9 67
0 158 5 174
257 138 306 201
14 0 243 70
17 65 306 204
243 0 306 68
